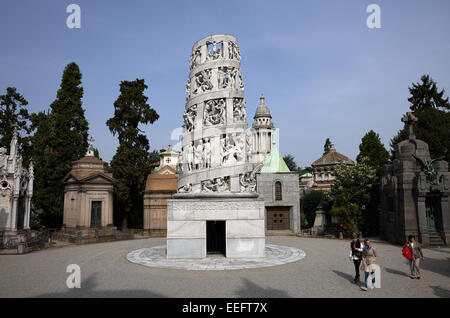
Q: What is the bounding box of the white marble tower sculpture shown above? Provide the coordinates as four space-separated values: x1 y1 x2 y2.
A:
167 35 265 259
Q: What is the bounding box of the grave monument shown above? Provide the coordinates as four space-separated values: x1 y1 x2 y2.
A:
167 34 265 258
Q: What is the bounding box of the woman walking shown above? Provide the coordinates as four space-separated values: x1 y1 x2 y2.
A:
349 235 363 283
360 239 377 291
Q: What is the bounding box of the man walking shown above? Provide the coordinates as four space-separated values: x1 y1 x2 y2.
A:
404 235 424 279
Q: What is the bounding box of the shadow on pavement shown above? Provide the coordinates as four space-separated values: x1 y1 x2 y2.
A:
420 257 450 278
235 278 290 298
35 273 165 298
332 270 354 283
429 286 450 298
384 267 410 278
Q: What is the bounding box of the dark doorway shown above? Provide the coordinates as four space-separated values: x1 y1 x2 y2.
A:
206 221 226 255
17 196 25 230
425 196 442 230
90 201 102 228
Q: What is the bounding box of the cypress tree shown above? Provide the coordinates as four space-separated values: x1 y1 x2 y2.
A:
107 79 159 228
32 62 89 227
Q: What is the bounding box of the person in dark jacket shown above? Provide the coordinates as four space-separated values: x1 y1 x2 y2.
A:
349 234 363 283
404 235 424 279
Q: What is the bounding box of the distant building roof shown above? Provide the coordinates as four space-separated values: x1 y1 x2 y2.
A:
300 172 313 178
260 142 290 173
312 147 354 167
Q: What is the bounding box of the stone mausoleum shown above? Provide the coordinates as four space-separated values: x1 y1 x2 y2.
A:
0 129 35 252
62 139 116 232
143 145 179 236
167 34 265 258
256 139 300 234
380 112 450 247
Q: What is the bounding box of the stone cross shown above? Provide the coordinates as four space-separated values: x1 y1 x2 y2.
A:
401 112 418 139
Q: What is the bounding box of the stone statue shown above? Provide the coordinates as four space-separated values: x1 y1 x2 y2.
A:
203 138 211 169
228 41 241 60
194 140 204 170
201 177 230 192
185 142 194 171
412 154 444 185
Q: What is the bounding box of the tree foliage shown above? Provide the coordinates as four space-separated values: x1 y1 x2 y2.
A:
390 75 450 162
107 79 159 228
0 87 32 164
329 190 360 237
301 190 332 228
330 159 377 234
356 131 389 235
32 62 89 228
283 154 297 172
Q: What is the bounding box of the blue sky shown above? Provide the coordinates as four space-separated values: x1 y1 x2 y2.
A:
1 0 449 167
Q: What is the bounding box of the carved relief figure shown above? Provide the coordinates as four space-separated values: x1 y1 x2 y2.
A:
190 47 201 69
206 41 222 61
185 142 194 171
240 171 256 192
204 99 225 126
183 104 197 132
194 140 204 170
201 177 230 192
178 183 192 193
185 79 191 101
203 138 211 169
193 69 213 94
233 98 246 122
220 134 245 165
228 41 241 60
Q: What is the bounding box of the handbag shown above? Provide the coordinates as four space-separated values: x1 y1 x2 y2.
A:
402 245 412 260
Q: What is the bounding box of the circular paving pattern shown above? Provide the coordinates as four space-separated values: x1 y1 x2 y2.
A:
126 244 306 270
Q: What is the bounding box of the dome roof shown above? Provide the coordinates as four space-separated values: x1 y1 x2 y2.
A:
312 147 355 167
254 94 272 119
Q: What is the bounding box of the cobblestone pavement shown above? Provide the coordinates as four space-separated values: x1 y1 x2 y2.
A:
0 236 449 298
126 244 306 270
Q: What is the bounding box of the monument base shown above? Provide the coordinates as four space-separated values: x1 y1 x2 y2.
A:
167 193 265 259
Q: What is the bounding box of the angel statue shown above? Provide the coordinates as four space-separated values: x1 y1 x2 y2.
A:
412 154 444 185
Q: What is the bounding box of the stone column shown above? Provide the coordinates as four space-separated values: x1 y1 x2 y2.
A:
10 196 18 231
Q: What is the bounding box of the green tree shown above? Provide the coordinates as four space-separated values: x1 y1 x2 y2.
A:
32 62 89 228
390 75 450 162
323 138 333 154
331 159 377 234
357 130 389 176
329 190 360 237
107 79 159 228
356 130 389 235
0 87 32 164
301 190 327 228
148 149 160 165
283 154 297 171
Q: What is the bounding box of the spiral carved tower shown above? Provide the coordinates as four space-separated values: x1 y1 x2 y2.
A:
167 35 265 259
178 34 255 194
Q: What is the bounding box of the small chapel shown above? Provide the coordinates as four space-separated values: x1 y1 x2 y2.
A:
62 138 116 233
